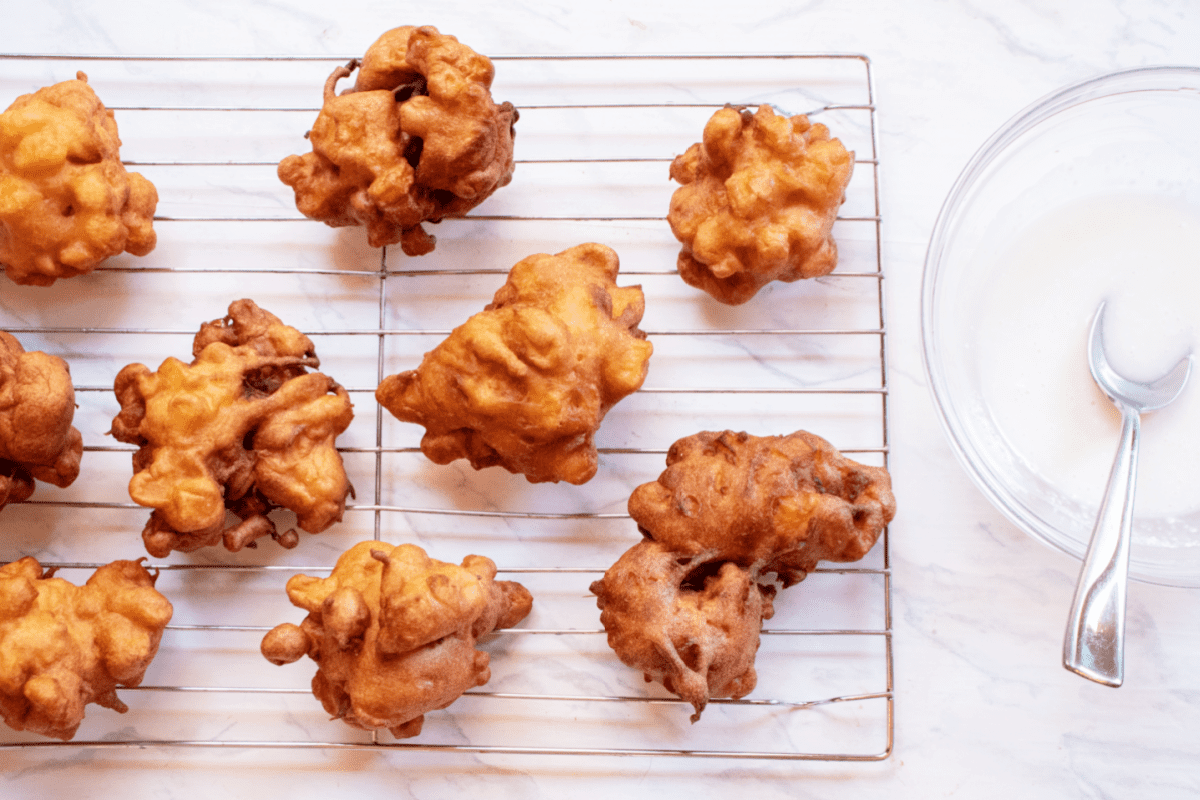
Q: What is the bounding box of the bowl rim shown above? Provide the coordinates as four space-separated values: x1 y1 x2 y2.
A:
920 64 1200 587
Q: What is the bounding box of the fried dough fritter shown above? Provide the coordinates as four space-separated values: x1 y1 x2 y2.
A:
0 331 83 510
590 539 773 721
278 25 517 256
110 299 354 557
0 557 173 741
629 429 895 586
375 242 653 485
0 72 157 286
260 540 533 739
667 104 854 305
590 429 895 721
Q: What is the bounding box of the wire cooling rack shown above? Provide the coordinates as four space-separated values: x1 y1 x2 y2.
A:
0 52 889 762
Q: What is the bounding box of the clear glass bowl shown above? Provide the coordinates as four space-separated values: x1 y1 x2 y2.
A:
922 66 1200 587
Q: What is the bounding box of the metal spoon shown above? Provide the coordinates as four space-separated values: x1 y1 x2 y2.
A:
1063 301 1192 686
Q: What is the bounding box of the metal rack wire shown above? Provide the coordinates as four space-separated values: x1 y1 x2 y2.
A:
0 52 890 762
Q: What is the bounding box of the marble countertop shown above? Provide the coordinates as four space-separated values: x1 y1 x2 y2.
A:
1 1 1198 797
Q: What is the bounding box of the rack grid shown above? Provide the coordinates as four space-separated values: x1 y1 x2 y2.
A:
0 51 890 762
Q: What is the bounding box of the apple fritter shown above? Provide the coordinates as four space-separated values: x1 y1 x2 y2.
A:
0 331 82 510
278 26 517 255
110 299 354 557
0 72 157 286
591 429 895 720
376 242 653 484
667 104 853 305
0 557 173 741
261 540 532 738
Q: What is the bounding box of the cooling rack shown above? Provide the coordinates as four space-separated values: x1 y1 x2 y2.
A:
0 52 890 762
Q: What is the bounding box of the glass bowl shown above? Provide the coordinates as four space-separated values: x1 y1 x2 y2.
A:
922 66 1200 587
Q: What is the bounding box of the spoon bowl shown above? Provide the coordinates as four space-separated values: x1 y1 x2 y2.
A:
1062 301 1192 686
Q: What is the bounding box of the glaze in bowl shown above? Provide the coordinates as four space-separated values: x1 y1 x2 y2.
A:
922 66 1200 587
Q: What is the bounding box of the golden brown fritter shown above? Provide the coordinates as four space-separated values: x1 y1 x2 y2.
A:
628 429 895 586
0 557 173 741
376 242 653 484
260 540 533 738
591 429 895 720
0 72 157 286
590 539 773 722
0 331 83 509
278 25 517 255
667 105 854 305
110 299 354 557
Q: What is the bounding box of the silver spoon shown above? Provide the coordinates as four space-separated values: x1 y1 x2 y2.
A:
1063 301 1192 686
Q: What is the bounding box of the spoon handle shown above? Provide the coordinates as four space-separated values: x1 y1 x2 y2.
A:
1063 405 1140 687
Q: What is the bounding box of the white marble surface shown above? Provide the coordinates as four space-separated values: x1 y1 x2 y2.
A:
1 1 1199 797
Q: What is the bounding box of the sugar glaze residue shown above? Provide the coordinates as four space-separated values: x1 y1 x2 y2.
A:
976 193 1200 527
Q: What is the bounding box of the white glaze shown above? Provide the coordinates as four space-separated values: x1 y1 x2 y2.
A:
977 193 1200 517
